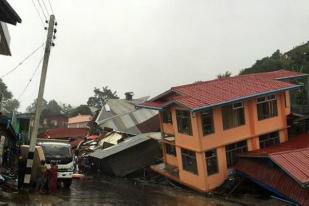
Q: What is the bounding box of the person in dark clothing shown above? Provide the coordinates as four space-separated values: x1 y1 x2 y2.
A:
17 155 26 189
47 162 58 194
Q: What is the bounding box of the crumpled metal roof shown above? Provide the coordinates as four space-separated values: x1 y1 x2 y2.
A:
88 132 160 159
96 98 159 135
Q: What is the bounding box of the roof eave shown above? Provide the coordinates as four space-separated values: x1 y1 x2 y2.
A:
192 85 301 113
275 73 309 80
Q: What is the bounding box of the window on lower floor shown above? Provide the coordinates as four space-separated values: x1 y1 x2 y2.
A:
176 110 192 135
181 149 198 175
257 95 278 120
225 140 248 168
201 110 214 136
165 143 176 156
162 109 173 124
259 131 280 149
222 102 245 130
205 149 219 176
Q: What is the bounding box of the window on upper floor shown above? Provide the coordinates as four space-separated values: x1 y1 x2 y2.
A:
257 95 278 120
222 102 245 130
162 109 172 124
165 143 176 156
225 140 248 168
259 131 280 149
176 110 192 135
181 149 198 175
201 110 214 136
205 149 219 176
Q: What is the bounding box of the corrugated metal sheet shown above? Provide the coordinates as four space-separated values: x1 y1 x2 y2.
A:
96 98 159 135
88 132 159 159
271 149 309 185
240 133 309 157
235 158 309 205
235 133 309 205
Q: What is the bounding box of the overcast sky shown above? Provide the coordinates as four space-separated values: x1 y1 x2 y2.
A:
1 0 309 111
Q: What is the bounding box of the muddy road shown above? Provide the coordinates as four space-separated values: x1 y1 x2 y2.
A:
2 175 285 206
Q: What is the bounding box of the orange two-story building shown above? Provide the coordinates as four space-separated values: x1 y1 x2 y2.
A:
139 70 307 192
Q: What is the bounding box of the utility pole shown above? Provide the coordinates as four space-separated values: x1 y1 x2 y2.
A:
0 93 2 112
24 15 56 186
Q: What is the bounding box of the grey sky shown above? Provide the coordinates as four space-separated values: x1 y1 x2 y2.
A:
1 0 309 111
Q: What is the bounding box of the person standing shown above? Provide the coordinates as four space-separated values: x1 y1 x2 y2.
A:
17 155 26 189
47 162 58 194
36 160 47 193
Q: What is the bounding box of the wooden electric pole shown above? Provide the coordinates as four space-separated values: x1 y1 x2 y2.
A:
24 14 56 185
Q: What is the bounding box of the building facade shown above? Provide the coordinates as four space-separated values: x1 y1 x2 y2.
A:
68 114 92 128
139 70 307 192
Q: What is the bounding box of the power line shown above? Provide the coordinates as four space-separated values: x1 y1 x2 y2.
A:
41 0 50 17
31 0 44 27
37 0 47 20
0 43 44 79
47 0 54 14
18 57 44 100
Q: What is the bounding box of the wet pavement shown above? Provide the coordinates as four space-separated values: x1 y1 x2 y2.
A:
0 175 286 206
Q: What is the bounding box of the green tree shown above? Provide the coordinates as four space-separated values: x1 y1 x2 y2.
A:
87 86 119 109
47 99 62 115
217 71 232 79
26 98 48 113
69 105 92 117
60 103 73 115
0 78 20 112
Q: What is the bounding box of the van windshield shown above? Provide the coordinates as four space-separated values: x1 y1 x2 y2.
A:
41 144 72 159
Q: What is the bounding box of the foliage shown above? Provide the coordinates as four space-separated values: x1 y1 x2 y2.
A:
60 103 73 115
217 71 232 79
239 42 309 105
46 100 62 115
87 86 119 109
69 104 92 117
26 98 48 113
239 42 309 75
3 99 20 112
0 78 20 112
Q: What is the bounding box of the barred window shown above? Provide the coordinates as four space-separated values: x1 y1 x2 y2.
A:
162 110 172 124
165 143 176 156
205 149 218 176
181 149 198 175
201 110 214 136
222 102 245 130
225 140 247 168
257 95 278 120
259 131 280 149
176 110 192 135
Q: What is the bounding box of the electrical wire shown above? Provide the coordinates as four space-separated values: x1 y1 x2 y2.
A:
31 0 44 27
0 43 44 79
37 0 47 20
18 57 44 100
41 0 50 17
47 0 54 14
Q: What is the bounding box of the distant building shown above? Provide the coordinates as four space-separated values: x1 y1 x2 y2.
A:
0 0 21 56
42 114 68 129
68 114 92 128
139 69 307 192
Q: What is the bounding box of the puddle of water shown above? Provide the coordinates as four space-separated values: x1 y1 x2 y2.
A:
1 175 245 206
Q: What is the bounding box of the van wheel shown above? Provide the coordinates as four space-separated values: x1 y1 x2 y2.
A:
63 179 72 188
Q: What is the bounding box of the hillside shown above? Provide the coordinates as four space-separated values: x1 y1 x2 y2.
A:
239 41 309 75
